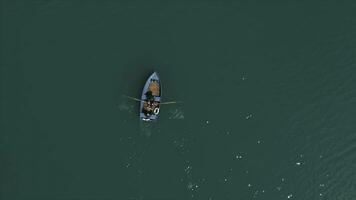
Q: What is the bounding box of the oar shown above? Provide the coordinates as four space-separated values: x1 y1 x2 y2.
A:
122 95 144 102
160 101 183 105
123 95 183 105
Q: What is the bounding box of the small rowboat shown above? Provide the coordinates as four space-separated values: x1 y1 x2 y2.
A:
139 72 161 121
122 71 181 122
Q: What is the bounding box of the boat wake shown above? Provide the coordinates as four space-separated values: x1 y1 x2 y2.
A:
168 108 185 120
139 122 153 138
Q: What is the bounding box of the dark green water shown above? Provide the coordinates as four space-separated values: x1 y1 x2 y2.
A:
2 1 356 199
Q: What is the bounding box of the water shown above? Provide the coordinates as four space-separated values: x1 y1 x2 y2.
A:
1 1 356 200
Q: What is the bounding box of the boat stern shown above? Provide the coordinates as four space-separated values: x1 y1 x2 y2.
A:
140 113 158 122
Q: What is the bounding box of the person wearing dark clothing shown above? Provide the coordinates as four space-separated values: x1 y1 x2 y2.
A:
145 91 154 101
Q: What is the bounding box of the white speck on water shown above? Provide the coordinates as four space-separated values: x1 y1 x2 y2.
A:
248 183 252 187
287 194 293 199
296 162 301 165
281 178 285 182
242 76 246 80
206 120 210 124
235 155 243 159
246 114 253 119
126 163 131 168
224 178 228 182
257 140 261 144
319 184 325 187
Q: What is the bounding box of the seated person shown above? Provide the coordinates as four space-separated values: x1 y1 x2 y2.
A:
143 101 154 116
145 91 154 101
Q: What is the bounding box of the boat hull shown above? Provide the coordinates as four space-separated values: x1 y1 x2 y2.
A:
139 72 161 121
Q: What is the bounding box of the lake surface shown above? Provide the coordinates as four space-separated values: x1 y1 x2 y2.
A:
1 1 356 199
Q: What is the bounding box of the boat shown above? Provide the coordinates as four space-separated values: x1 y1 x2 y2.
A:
139 72 161 121
122 71 181 121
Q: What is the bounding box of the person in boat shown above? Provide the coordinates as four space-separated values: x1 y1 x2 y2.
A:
145 91 154 101
143 91 155 114
143 103 151 116
143 99 154 116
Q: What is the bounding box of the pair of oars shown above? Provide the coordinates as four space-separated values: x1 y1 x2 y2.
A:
122 95 183 105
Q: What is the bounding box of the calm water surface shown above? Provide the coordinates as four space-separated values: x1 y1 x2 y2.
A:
1 1 356 200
